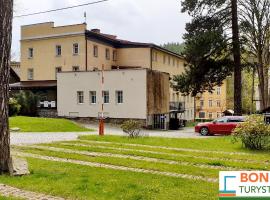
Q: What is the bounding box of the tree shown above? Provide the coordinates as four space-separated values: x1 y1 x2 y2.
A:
176 0 242 114
239 0 270 110
0 0 13 174
162 42 185 55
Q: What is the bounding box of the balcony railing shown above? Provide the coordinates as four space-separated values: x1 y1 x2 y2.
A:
38 101 57 108
170 102 185 112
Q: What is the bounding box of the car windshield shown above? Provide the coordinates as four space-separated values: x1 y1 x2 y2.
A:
213 117 227 123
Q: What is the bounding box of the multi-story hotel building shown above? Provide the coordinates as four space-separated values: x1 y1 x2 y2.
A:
195 84 227 120
11 22 197 128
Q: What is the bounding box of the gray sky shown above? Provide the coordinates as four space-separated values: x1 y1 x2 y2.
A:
12 0 191 60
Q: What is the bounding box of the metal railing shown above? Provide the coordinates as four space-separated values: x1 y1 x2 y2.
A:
170 102 185 112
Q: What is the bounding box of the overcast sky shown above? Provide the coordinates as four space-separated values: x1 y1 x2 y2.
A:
12 0 191 60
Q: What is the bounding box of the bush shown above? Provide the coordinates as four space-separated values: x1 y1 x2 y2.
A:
232 115 270 150
121 120 142 138
14 91 40 116
8 98 21 116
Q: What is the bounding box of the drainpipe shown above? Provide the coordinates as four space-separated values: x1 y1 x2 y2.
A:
85 32 88 71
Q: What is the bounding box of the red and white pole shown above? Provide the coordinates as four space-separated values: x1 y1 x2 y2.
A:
99 64 105 136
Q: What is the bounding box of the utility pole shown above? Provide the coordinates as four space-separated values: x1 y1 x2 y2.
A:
99 64 105 136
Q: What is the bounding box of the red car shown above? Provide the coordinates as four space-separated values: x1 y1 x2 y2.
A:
195 116 245 136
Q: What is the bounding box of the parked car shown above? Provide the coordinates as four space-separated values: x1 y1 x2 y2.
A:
195 116 245 136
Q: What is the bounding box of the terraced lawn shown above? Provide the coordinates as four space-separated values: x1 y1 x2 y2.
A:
9 116 93 132
0 135 268 199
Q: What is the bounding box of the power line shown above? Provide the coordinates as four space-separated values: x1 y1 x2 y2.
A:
14 0 110 18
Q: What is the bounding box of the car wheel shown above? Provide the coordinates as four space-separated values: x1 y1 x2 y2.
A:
200 127 209 136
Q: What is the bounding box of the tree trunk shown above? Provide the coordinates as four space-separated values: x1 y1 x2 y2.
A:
231 0 242 115
0 0 13 174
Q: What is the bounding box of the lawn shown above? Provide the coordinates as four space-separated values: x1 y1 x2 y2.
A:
0 136 268 200
9 116 93 132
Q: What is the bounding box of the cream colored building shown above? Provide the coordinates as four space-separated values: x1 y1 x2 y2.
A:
195 83 227 120
15 22 195 124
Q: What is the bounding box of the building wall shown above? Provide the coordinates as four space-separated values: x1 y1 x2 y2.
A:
147 70 170 115
57 69 148 119
151 49 194 121
116 48 151 68
195 83 227 120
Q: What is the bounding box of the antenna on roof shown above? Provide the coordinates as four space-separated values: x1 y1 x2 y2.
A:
84 12 87 24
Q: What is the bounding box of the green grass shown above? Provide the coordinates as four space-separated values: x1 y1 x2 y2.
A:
0 158 218 200
9 116 93 132
3 135 269 200
0 196 22 200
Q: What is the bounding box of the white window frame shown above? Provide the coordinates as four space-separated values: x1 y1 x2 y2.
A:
89 91 97 104
103 91 109 104
105 48 110 60
116 90 123 104
113 50 117 61
93 45 98 57
217 100 221 107
56 45 62 56
217 87 221 95
209 100 213 107
27 68 34 80
77 91 84 104
73 43 79 55
28 48 33 59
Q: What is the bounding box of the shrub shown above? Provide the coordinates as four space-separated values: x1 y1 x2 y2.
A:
8 98 21 116
14 91 40 116
232 115 270 150
121 120 142 138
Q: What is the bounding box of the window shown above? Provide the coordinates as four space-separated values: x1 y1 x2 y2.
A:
217 87 221 95
200 100 204 107
73 43 79 55
163 55 166 64
105 48 110 60
113 50 117 61
77 91 84 104
72 66 80 72
173 59 175 66
209 112 213 119
177 60 179 67
217 112 221 118
103 91 109 104
216 117 227 123
56 45 62 56
55 67 62 79
217 100 221 107
28 48 33 58
93 45 98 57
199 112 205 119
152 52 158 62
168 56 171 65
116 91 123 104
27 68 34 80
89 91 96 104
209 100 213 107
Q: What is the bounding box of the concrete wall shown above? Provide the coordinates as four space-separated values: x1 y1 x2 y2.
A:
57 69 148 119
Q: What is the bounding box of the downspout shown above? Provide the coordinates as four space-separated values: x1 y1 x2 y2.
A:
85 31 88 71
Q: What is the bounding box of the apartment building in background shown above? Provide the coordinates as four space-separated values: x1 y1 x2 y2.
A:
10 22 196 128
195 83 227 120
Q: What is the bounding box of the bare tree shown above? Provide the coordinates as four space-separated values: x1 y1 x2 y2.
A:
0 0 13 174
239 0 270 110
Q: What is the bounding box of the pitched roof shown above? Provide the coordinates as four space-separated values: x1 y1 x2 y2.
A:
85 30 184 59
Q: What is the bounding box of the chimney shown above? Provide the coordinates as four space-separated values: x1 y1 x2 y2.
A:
91 29 100 33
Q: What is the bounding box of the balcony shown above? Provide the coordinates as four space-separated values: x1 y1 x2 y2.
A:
170 102 185 112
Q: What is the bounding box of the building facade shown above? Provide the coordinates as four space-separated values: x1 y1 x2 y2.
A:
195 84 227 120
15 22 194 124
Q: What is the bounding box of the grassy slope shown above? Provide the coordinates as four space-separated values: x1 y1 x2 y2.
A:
0 158 217 200
9 116 92 132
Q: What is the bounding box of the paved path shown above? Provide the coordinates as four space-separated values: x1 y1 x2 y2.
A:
0 183 65 200
10 123 214 145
